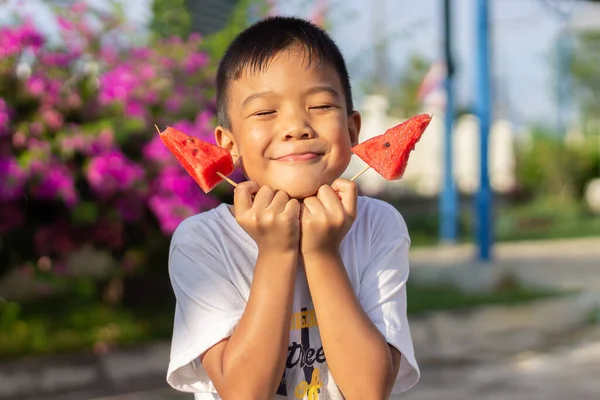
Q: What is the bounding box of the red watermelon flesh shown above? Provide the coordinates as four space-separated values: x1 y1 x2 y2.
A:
158 126 234 193
351 114 431 180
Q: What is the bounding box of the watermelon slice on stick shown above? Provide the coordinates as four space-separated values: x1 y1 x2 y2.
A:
350 114 431 181
155 125 236 193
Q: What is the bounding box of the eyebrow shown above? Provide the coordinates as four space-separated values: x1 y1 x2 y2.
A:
304 85 341 99
241 85 341 108
242 91 275 108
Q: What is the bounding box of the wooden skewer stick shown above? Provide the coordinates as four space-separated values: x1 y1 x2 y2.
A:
217 172 238 188
350 165 370 181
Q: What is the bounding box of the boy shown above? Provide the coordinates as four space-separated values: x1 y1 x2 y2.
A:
166 16 419 400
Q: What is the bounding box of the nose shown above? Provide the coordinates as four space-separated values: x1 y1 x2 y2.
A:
280 112 316 140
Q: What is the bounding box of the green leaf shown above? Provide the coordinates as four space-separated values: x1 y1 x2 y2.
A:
0 302 21 328
72 202 99 224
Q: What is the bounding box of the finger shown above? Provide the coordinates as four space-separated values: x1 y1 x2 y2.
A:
233 181 260 214
331 179 358 218
302 196 324 216
316 184 343 213
268 190 290 212
251 185 275 210
284 198 301 217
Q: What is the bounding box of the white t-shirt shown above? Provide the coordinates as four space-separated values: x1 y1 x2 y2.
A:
166 196 420 399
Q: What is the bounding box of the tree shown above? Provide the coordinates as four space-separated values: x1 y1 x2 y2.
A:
571 30 600 129
387 53 431 118
199 0 270 60
149 0 270 59
150 0 192 40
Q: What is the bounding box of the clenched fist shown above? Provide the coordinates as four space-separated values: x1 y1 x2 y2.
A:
234 181 301 253
300 179 358 255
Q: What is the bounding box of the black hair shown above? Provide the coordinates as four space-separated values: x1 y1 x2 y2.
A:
216 15 354 128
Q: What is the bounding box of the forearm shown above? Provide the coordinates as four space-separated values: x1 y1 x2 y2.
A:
220 249 297 398
303 251 395 400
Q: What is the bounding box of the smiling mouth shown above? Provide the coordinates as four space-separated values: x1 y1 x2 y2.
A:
274 153 323 162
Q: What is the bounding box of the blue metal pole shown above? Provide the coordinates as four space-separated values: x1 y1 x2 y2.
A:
439 0 458 243
476 0 492 261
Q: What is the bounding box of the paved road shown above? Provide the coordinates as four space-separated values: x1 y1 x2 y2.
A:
94 328 600 400
401 328 600 400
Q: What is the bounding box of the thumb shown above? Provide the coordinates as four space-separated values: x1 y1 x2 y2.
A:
331 179 357 218
233 180 259 214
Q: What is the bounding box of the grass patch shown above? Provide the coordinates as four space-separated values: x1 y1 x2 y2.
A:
0 280 564 360
399 196 600 248
0 296 175 360
495 198 600 242
406 282 562 315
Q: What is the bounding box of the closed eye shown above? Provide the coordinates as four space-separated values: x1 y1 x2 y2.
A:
254 110 276 116
310 105 335 110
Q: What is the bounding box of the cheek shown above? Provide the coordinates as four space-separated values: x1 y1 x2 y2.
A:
336 143 353 171
237 123 269 154
322 117 352 149
236 128 269 171
324 117 353 166
320 112 347 132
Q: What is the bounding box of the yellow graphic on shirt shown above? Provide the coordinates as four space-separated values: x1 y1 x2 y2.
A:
290 309 318 330
294 367 322 399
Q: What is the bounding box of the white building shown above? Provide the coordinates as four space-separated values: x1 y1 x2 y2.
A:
343 94 517 198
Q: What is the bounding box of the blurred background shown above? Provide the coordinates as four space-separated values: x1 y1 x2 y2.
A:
0 0 599 399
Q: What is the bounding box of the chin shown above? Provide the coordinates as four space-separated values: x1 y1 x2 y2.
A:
270 176 329 199
275 183 320 199
287 188 320 200
271 169 345 199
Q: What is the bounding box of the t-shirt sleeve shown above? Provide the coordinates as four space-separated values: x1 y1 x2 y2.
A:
166 237 246 393
357 202 420 394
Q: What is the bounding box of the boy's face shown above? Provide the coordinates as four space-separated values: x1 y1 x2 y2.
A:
216 46 361 199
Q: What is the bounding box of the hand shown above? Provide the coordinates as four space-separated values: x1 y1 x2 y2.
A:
300 179 358 255
234 181 301 252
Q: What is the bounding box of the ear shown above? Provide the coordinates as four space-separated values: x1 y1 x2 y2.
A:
348 110 361 147
215 126 241 168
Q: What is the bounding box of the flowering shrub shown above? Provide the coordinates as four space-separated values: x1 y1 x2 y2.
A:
0 3 235 283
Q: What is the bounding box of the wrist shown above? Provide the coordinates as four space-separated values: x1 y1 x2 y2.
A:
257 246 299 264
301 247 342 264
256 239 299 255
301 249 351 286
